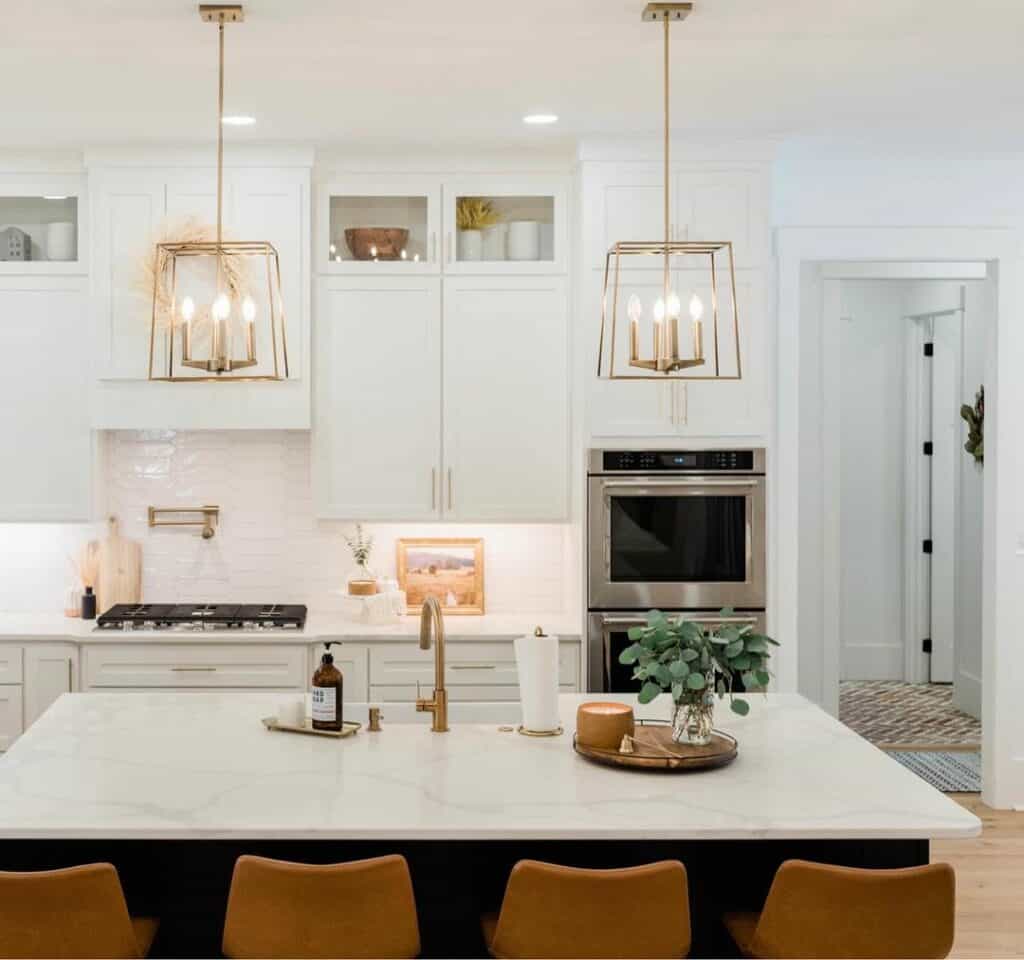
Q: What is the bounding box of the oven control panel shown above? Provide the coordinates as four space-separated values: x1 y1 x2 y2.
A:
598 449 761 473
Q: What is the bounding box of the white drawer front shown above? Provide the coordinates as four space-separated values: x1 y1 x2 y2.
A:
369 642 579 702
0 645 24 685
83 645 307 690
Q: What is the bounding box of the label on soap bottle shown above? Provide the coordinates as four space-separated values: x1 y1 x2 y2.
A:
311 686 337 723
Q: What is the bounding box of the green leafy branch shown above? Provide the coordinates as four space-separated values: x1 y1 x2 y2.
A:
617 608 779 717
343 523 374 568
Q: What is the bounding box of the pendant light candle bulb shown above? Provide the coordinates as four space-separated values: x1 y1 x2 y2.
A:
242 296 256 324
627 294 643 361
180 296 196 324
653 297 666 323
689 294 704 321
212 293 230 320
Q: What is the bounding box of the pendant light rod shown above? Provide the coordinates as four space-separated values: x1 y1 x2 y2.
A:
217 20 224 245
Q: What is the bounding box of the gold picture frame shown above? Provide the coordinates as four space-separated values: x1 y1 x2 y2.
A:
396 538 485 616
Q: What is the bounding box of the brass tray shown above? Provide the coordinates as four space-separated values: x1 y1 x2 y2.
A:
573 719 737 772
262 717 361 739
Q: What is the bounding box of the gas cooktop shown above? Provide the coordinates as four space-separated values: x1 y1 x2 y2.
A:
96 603 307 631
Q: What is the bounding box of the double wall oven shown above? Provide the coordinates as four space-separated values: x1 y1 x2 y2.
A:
587 448 766 692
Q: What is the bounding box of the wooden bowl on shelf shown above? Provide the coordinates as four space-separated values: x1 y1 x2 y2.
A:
344 227 410 261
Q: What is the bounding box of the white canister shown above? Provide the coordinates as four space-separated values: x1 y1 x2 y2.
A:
507 220 540 261
458 229 483 261
45 221 75 262
482 223 507 260
513 630 561 733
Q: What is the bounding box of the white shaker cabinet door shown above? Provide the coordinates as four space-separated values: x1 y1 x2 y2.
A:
314 276 442 519
442 276 569 521
23 644 78 729
0 686 23 752
0 278 92 520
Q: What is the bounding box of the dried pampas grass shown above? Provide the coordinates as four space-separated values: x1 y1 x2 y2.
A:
456 197 501 231
138 217 251 328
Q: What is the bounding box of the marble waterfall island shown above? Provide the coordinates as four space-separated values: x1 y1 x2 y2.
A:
0 692 978 958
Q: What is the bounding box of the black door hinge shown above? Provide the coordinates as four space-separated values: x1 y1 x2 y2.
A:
923 441 933 456
922 638 933 654
924 342 934 357
922 539 933 554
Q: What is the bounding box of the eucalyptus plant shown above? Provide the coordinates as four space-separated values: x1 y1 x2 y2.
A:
618 609 779 716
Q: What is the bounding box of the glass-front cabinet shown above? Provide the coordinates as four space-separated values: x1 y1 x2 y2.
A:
0 177 84 273
319 177 440 274
442 177 565 274
317 175 566 275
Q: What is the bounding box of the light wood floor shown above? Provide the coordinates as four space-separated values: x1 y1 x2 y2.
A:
935 795 1024 958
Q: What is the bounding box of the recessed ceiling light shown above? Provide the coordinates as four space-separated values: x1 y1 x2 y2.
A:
221 115 256 126
523 113 558 125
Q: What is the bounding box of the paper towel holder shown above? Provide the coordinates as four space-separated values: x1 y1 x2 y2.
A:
516 624 564 737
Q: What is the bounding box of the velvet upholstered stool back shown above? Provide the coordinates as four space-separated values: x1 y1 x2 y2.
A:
221 853 421 959
0 862 157 959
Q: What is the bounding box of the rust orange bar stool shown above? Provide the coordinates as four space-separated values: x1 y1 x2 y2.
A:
482 859 691 959
723 859 956 959
0 862 158 958
222 853 421 959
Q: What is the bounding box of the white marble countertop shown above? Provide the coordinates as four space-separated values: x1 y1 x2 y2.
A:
0 692 980 841
0 612 581 644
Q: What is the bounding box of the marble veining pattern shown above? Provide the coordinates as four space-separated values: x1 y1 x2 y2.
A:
0 693 980 841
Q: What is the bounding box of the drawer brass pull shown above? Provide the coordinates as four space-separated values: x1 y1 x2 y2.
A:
170 666 218 672
450 664 496 671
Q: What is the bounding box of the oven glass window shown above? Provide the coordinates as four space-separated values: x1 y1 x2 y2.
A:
606 627 644 693
609 494 746 582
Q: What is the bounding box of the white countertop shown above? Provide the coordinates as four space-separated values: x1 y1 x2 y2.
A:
0 692 980 841
0 612 581 644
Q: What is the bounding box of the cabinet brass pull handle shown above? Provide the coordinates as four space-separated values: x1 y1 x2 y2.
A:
431 468 437 510
431 232 437 263
447 232 453 263
447 469 453 511
170 666 217 672
450 664 497 671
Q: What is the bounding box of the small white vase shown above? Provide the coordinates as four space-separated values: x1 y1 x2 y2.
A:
458 229 483 261
482 223 507 260
45 221 75 261
507 220 540 261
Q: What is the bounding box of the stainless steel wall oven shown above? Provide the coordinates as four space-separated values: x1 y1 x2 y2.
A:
587 448 766 692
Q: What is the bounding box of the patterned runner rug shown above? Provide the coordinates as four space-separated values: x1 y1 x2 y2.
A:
888 750 981 793
839 680 981 745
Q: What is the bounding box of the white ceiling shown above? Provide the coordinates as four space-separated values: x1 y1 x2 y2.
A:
3 0 1023 149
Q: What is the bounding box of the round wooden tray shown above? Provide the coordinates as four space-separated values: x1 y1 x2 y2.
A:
573 719 737 772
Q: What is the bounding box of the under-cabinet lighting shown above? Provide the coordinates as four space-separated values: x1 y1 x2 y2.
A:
221 115 256 126
523 113 558 125
42 195 68 200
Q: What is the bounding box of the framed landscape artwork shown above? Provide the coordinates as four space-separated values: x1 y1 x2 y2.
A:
397 538 485 615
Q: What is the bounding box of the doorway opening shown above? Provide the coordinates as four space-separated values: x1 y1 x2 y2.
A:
822 272 988 766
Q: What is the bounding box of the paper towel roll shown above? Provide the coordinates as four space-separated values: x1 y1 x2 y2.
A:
514 630 561 733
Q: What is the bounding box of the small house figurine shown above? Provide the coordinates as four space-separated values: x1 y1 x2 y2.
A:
0 227 32 262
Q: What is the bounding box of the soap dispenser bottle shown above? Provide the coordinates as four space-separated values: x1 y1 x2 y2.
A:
311 642 343 731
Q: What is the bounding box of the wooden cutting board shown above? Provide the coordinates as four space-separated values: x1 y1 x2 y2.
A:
93 516 141 615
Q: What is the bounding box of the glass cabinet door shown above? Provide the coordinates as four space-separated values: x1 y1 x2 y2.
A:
319 178 440 274
442 178 566 274
0 191 81 271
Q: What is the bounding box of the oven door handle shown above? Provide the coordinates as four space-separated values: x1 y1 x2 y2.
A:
600 615 760 627
601 478 760 489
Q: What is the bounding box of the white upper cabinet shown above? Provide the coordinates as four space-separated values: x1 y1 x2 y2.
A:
581 160 771 440
0 277 92 520
88 153 312 429
442 177 568 275
314 276 442 519
443 276 569 521
317 176 441 275
585 165 769 270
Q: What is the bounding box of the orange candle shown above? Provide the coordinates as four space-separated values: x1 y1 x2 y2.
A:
576 701 635 751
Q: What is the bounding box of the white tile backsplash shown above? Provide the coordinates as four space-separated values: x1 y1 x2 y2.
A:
0 431 577 616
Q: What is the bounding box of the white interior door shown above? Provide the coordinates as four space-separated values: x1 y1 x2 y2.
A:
929 307 963 683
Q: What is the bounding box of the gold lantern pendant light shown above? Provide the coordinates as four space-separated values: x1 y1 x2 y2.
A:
597 2 741 381
148 4 289 382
